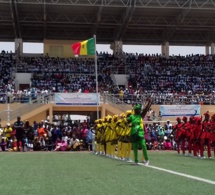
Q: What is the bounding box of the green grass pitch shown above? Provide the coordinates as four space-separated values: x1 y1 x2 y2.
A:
0 151 215 195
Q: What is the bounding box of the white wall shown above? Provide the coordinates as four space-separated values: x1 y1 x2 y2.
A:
15 73 32 87
114 74 128 87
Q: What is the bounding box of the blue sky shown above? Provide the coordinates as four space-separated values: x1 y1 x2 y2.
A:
0 42 206 55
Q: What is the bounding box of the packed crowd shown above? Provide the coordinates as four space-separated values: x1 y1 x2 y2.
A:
15 52 117 93
0 51 117 102
0 51 43 103
109 87 215 105
126 54 215 104
1 50 215 105
0 51 15 94
0 117 94 152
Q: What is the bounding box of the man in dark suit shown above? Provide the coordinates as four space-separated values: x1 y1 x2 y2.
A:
14 116 25 152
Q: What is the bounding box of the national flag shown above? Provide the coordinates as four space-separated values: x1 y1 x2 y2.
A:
71 38 95 56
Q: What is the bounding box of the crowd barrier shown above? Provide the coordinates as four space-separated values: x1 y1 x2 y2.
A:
103 94 215 105
0 93 214 105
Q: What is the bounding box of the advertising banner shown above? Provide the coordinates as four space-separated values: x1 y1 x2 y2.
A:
160 105 201 117
55 93 100 105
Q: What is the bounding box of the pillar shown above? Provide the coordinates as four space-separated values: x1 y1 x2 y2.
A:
161 44 165 56
49 106 53 124
161 41 169 58
15 38 23 57
205 45 209 55
101 104 106 118
211 42 215 55
110 41 123 57
165 42 169 58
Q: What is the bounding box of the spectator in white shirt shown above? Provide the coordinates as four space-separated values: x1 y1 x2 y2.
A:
165 120 172 136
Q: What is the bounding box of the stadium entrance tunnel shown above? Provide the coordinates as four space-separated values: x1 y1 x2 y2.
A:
0 103 125 126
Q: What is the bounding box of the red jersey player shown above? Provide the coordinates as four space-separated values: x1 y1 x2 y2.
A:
200 111 212 159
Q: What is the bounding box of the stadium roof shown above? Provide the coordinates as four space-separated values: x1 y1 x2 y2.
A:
1 0 215 45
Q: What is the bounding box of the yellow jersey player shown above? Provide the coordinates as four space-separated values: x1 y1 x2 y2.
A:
103 116 112 157
95 119 102 155
120 110 132 162
116 113 126 159
100 117 107 155
110 115 119 158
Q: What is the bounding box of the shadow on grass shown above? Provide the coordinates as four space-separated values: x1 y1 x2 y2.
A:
116 163 144 167
116 163 133 166
84 177 92 180
176 153 215 162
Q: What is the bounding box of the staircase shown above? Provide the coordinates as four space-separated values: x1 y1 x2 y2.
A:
103 94 132 113
0 95 50 123
110 74 118 87
111 74 128 87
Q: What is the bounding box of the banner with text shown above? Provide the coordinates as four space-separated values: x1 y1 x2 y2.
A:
160 105 201 117
55 93 100 105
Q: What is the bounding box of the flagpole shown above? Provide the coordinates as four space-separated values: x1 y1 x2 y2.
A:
94 35 99 119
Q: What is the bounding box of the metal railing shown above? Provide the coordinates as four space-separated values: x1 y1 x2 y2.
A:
103 94 215 105
2 92 214 124
13 63 131 75
106 65 130 74
14 64 96 74
2 92 214 107
0 93 55 104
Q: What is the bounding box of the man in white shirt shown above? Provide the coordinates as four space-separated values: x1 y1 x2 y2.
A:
0 124 4 143
165 120 172 136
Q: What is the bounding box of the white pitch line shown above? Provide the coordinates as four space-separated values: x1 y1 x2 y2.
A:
54 152 214 185
136 163 215 185
104 156 215 185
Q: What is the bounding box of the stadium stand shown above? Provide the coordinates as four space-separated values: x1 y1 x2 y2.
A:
0 51 119 103
127 54 215 95
14 52 117 93
1 51 215 153
112 53 215 105
2 50 215 105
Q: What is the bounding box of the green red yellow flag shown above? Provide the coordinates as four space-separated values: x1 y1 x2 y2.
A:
72 38 95 56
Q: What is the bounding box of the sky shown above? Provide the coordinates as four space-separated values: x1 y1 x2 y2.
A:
0 41 207 56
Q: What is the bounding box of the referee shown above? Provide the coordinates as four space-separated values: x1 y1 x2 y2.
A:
14 116 25 152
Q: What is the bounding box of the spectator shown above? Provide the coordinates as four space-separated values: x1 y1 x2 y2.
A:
81 127 88 148
0 124 3 142
0 137 7 151
4 123 12 149
163 136 172 150
157 111 162 121
165 120 173 136
54 139 67 151
150 111 156 121
37 124 46 141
